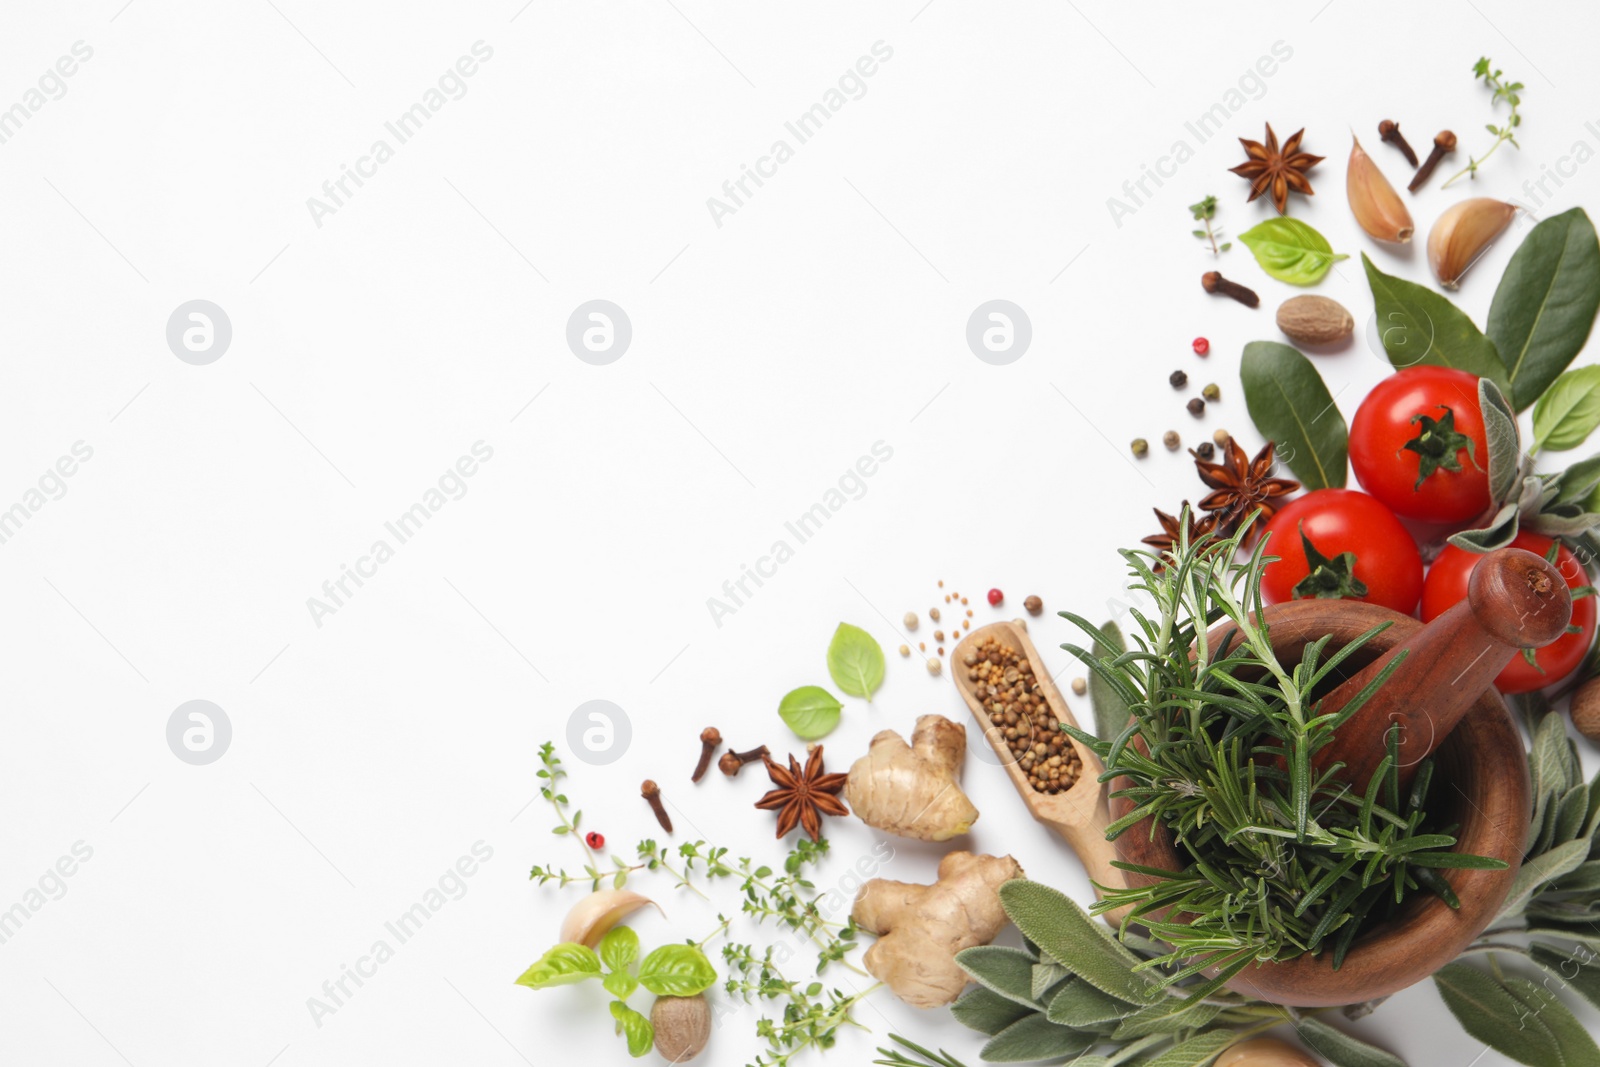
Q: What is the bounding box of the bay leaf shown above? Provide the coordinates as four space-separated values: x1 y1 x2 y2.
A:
1489 207 1600 410
1362 253 1510 391
1240 341 1348 490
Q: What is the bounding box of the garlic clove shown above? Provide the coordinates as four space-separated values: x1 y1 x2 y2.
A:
1215 1036 1324 1067
1428 197 1517 289
558 888 662 947
1347 136 1413 243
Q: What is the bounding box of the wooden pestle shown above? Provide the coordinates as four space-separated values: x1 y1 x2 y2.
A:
1313 546 1571 795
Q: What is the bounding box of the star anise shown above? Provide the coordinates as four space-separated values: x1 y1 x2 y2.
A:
755 747 848 842
1193 438 1299 538
1229 123 1322 215
1142 505 1218 571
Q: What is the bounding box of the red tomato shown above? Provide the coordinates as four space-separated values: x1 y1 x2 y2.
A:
1259 490 1424 615
1421 533 1596 694
1349 367 1491 524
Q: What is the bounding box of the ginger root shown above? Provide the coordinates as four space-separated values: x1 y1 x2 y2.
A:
844 715 978 841
851 851 1023 1008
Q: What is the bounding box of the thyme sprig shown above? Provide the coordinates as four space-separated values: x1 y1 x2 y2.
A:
1061 510 1504 988
1442 57 1524 188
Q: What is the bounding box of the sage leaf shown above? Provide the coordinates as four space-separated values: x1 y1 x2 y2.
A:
1239 217 1348 285
1031 962 1070 1001
1503 974 1600 1064
1499 838 1592 920
1109 998 1221 1039
950 985 1034 1035
515 943 603 989
980 1014 1096 1063
1489 207 1600 410
954 945 1040 1008
1434 962 1564 1067
777 685 843 740
1479 378 1524 505
636 944 717 997
997 880 1162 1004
1556 453 1600 505
1134 1030 1238 1067
1088 619 1131 742
1362 253 1510 390
1531 941 1600 1013
1240 341 1348 490
826 622 884 700
1296 1017 1406 1067
1446 503 1520 552
609 1000 655 1058
1554 860 1600 893
1044 979 1126 1027
598 925 640 972
1532 365 1600 452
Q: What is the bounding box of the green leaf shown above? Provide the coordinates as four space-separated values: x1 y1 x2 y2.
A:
1500 838 1593 919
1531 941 1600 1013
1296 1017 1406 1067
1031 962 1070 1001
1488 207 1600 410
1109 998 1221 1039
609 1000 655 1058
1238 217 1349 285
1532 365 1600 452
1503 974 1600 1064
826 622 885 700
599 925 640 973
1479 378 1524 505
950 986 1035 1036
979 1014 1096 1063
1044 979 1127 1027
515 943 602 989
1434 962 1564 1067
1088 619 1131 742
955 946 1042 1007
996 881 1162 1004
602 968 638 1000
636 944 717 997
1362 253 1510 390
1240 341 1349 490
777 685 844 740
1135 1030 1238 1067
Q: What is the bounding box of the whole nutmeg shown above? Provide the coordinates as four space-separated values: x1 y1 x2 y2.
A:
1215 1036 1324 1067
1276 295 1354 347
1572 676 1600 743
652 994 711 1063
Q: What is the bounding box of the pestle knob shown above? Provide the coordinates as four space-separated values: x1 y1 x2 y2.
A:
1314 546 1571 795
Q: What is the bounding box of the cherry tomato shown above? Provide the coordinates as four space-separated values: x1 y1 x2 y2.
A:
1259 490 1424 615
1349 367 1490 524
1421 533 1596 694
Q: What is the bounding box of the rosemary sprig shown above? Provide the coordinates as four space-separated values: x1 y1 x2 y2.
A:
1061 510 1504 982
1442 57 1523 188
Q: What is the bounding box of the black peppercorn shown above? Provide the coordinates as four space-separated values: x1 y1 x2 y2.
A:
1196 441 1215 460
1169 370 1188 389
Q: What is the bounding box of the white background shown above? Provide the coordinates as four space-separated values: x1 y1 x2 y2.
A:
2 2 1599 1065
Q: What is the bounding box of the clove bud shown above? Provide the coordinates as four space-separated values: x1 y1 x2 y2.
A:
1377 119 1418 167
1408 130 1457 193
718 744 770 777
641 779 673 833
1201 271 1259 308
1427 197 1516 289
691 726 722 783
1347 137 1413 243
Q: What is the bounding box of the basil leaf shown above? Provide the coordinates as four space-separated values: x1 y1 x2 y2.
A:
1532 365 1600 452
777 685 843 740
826 622 885 700
636 944 717 997
1296 1017 1406 1067
1240 341 1348 490
996 881 1162 1004
515 942 602 988
608 1000 655 1058
1434 963 1564 1067
598 925 640 972
1362 253 1510 390
950 986 1035 1035
602 968 638 1000
980 1014 1096 1063
1489 207 1600 410
1238 217 1349 286
1088 619 1131 743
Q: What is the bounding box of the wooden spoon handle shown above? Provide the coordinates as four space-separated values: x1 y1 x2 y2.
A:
1048 803 1135 924
1315 546 1571 794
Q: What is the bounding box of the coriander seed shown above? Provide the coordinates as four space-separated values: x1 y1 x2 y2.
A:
1163 430 1180 450
1213 428 1230 446
903 611 919 631
1071 677 1087 696
898 644 910 657
929 607 941 622
926 658 942 677
1131 437 1149 457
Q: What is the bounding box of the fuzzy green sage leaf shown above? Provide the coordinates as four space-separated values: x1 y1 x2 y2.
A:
1240 341 1348 490
1238 217 1348 285
777 685 844 740
1295 1017 1406 1067
826 622 885 700
636 943 717 997
1434 962 1565 1067
993 880 1162 1004
1488 207 1600 410
1087 619 1131 743
1362 253 1510 391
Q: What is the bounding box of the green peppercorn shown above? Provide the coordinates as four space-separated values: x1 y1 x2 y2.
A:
1131 437 1149 458
1202 383 1220 401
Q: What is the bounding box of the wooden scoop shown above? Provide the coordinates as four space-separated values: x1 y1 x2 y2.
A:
949 621 1128 920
